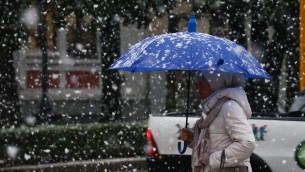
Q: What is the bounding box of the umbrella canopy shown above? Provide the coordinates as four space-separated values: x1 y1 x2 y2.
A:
109 32 270 79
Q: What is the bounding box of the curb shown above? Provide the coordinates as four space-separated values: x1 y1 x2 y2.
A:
0 157 147 171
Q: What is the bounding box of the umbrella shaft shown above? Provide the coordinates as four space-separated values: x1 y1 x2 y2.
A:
186 71 191 128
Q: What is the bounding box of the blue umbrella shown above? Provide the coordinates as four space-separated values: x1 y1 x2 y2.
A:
109 16 270 154
109 17 269 79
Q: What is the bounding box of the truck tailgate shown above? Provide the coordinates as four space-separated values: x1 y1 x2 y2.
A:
148 115 198 155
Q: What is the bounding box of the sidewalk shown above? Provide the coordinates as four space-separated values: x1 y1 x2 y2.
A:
0 157 147 172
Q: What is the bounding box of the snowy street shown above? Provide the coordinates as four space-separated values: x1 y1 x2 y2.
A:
0 157 148 172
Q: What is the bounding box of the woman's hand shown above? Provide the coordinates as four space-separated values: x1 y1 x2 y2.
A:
181 128 194 143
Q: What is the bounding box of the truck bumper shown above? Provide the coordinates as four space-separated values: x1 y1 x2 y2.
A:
147 155 192 172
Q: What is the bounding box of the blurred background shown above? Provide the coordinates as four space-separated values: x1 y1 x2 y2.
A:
0 0 302 171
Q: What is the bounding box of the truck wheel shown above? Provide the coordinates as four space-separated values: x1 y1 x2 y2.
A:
250 153 272 172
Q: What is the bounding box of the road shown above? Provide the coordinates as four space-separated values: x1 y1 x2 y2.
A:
0 157 148 172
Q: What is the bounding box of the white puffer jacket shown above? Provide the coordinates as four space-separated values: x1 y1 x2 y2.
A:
202 87 256 172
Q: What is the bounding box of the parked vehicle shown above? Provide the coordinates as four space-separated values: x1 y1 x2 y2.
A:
146 112 305 172
289 89 305 113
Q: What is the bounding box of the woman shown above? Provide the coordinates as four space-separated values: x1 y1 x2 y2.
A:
181 71 255 172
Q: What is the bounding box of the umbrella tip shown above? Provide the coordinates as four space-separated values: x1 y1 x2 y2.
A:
188 15 196 32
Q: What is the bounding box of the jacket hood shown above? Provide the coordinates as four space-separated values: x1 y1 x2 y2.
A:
202 87 252 119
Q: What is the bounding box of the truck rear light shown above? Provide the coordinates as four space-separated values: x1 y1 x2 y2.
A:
146 128 159 157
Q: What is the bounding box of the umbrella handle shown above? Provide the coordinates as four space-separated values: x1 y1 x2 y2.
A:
178 141 187 154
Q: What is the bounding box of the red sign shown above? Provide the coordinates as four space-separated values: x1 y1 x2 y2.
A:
26 70 60 88
66 71 99 89
26 70 99 89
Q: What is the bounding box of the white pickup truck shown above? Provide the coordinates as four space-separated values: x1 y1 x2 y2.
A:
146 112 305 172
